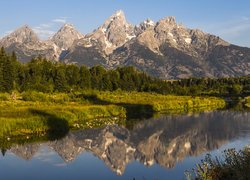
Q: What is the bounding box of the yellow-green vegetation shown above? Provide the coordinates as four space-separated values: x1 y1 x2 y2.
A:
94 91 226 112
245 96 250 107
0 91 226 141
0 92 126 139
186 147 250 180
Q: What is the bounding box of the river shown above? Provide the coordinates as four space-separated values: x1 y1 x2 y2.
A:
0 109 250 180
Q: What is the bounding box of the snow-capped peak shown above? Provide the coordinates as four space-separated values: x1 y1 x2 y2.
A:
63 23 74 28
114 10 124 17
87 10 135 55
11 24 36 37
143 19 155 26
134 19 155 36
102 10 127 28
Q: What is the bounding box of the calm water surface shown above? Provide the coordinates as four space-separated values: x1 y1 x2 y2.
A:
0 110 250 180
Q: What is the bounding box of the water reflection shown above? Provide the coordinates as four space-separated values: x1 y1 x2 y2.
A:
2 111 250 176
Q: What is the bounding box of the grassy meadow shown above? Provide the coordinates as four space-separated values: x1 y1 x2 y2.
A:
94 91 226 112
0 91 226 142
245 96 250 107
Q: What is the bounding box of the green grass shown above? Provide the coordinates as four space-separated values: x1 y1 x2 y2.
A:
0 92 126 139
245 96 250 107
94 91 226 112
0 91 226 141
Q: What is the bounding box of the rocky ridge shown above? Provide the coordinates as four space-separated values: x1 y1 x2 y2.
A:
0 10 250 78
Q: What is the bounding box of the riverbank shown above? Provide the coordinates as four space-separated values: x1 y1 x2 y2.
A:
0 91 226 139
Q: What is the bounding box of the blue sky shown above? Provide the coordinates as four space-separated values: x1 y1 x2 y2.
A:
1 0 250 47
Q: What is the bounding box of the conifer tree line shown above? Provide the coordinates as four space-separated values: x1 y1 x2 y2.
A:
0 47 249 96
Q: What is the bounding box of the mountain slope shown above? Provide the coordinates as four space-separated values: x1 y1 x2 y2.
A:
50 23 84 52
109 17 249 78
63 10 135 66
0 25 60 62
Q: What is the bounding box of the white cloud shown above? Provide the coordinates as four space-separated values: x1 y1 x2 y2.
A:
32 19 67 39
32 17 70 39
52 18 67 24
40 23 53 28
54 163 67 167
33 27 55 39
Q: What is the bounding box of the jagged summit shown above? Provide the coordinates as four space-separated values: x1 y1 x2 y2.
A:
114 10 124 16
161 16 176 24
62 23 74 28
107 10 126 21
0 24 39 46
143 19 155 26
135 18 155 35
0 24 61 62
85 10 135 54
100 10 128 32
112 10 125 19
50 23 83 50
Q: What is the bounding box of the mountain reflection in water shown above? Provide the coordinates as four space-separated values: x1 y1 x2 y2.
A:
3 110 250 176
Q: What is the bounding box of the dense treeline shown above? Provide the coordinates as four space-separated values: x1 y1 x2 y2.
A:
162 76 250 96
0 47 250 96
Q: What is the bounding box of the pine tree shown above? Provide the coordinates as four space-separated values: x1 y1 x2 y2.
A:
0 48 5 92
54 66 68 92
90 66 106 89
79 66 91 89
65 64 80 88
4 57 16 92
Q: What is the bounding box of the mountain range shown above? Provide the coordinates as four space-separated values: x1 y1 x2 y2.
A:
0 10 250 79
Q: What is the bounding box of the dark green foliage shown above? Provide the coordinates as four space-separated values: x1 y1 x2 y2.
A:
90 65 106 90
0 48 19 92
0 47 249 96
79 65 91 89
54 65 68 92
187 147 250 180
65 64 80 88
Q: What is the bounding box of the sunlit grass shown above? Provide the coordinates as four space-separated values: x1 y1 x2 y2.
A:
94 91 226 112
0 91 225 141
0 92 126 139
246 96 250 107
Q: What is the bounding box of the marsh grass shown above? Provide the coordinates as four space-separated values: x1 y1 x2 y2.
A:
93 91 226 112
245 96 250 107
0 92 126 140
0 91 225 143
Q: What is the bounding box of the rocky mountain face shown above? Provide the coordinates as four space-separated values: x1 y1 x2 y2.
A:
6 111 250 175
0 10 250 78
50 24 84 50
63 10 135 65
0 25 60 62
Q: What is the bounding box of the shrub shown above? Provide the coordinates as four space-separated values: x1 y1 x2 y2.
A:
0 93 10 101
186 147 250 180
